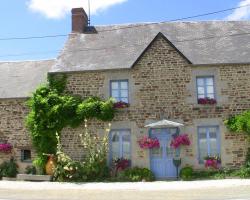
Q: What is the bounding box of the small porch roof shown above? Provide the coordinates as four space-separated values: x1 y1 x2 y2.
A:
145 119 184 128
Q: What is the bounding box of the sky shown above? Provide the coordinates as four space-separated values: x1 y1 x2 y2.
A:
0 0 249 61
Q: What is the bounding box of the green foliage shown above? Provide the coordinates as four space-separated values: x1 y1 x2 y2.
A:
118 167 155 182
54 122 110 182
225 111 250 136
0 158 18 178
180 166 193 181
26 75 115 172
25 165 36 175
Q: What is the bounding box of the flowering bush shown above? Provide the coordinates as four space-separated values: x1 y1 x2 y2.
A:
198 97 217 105
113 101 129 108
138 136 160 149
114 158 130 171
0 143 12 153
204 155 221 169
170 134 190 149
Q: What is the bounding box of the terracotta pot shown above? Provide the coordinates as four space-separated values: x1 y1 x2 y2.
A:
45 155 56 175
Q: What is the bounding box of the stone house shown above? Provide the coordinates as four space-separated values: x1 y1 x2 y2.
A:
0 8 249 178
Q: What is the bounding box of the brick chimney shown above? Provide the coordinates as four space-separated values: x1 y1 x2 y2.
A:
71 8 88 33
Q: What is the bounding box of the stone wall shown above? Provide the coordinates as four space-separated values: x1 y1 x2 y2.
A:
0 99 35 172
63 35 250 169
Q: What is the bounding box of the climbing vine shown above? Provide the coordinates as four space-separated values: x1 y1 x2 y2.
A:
26 74 115 171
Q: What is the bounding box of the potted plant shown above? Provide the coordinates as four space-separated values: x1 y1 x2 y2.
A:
138 136 160 149
0 157 18 181
0 143 12 154
170 134 191 149
198 97 217 105
113 101 129 108
204 155 221 169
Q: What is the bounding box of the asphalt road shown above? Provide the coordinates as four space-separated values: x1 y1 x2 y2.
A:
0 180 249 200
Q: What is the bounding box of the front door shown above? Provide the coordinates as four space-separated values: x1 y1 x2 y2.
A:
150 128 177 179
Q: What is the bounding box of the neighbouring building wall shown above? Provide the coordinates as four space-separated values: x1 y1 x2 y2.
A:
0 99 35 172
62 36 250 169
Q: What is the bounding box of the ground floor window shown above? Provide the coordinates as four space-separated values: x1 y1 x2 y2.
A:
197 126 220 163
21 149 31 162
109 129 131 162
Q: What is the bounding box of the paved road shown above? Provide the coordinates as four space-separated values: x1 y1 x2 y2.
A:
0 180 249 200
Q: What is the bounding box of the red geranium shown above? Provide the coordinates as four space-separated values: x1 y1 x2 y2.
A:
138 136 160 149
170 134 190 149
198 97 217 105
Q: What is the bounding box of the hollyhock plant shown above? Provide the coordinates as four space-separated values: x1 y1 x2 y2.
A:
113 101 129 108
0 143 12 153
198 97 217 105
138 136 160 149
170 134 191 149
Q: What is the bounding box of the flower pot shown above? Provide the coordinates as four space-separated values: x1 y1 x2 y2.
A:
45 155 56 176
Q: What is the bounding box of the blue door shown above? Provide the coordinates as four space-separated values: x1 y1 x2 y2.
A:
150 128 177 178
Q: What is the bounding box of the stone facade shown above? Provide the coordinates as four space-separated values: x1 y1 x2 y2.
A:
62 35 249 170
0 35 249 174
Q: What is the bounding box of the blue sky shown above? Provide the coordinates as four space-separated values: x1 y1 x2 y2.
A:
0 0 249 61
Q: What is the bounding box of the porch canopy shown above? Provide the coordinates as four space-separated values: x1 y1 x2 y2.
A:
145 119 184 128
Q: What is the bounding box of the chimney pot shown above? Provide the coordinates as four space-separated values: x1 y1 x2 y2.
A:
71 8 88 33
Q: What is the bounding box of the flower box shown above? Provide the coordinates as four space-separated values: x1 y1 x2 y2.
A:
113 101 129 109
198 97 217 105
0 143 12 153
204 155 221 169
170 134 190 149
138 136 160 149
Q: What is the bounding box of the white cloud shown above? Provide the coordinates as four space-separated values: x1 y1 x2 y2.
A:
226 0 250 20
27 0 127 19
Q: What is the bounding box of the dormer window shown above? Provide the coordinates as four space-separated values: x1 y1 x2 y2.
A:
110 80 129 103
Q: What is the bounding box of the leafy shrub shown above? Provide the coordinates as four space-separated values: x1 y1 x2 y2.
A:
25 165 36 175
0 158 18 178
118 167 155 182
180 166 193 180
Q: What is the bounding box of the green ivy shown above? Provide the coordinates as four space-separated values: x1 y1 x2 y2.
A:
26 74 115 171
225 111 250 136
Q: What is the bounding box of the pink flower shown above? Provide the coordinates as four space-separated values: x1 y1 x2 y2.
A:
113 101 129 108
170 134 190 149
0 143 12 153
205 159 218 169
138 136 160 149
198 97 217 105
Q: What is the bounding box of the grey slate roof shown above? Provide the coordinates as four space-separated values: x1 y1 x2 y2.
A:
51 21 250 73
0 60 54 99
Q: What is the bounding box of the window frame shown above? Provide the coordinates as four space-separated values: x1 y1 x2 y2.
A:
110 79 129 103
109 129 131 164
21 149 32 163
197 126 220 163
196 76 216 100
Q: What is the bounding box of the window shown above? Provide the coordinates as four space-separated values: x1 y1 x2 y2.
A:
110 80 129 103
198 126 220 163
21 149 31 162
109 130 131 162
196 76 215 99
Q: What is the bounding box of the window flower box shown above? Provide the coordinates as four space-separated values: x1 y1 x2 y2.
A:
138 136 160 149
198 97 217 105
0 143 12 153
204 155 221 169
113 101 129 109
170 134 191 149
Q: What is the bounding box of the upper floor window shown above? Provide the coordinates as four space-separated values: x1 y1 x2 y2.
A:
197 126 220 163
110 80 129 103
196 76 215 100
109 129 131 162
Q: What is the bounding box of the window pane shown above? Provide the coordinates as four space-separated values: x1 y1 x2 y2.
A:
199 136 208 161
206 78 214 86
170 128 178 135
111 132 119 159
120 81 128 89
197 78 204 86
111 90 119 98
207 93 215 99
111 82 119 90
207 86 214 94
122 132 130 159
198 87 205 95
198 94 205 99
209 138 218 156
121 90 128 98
199 128 207 134
121 98 128 103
